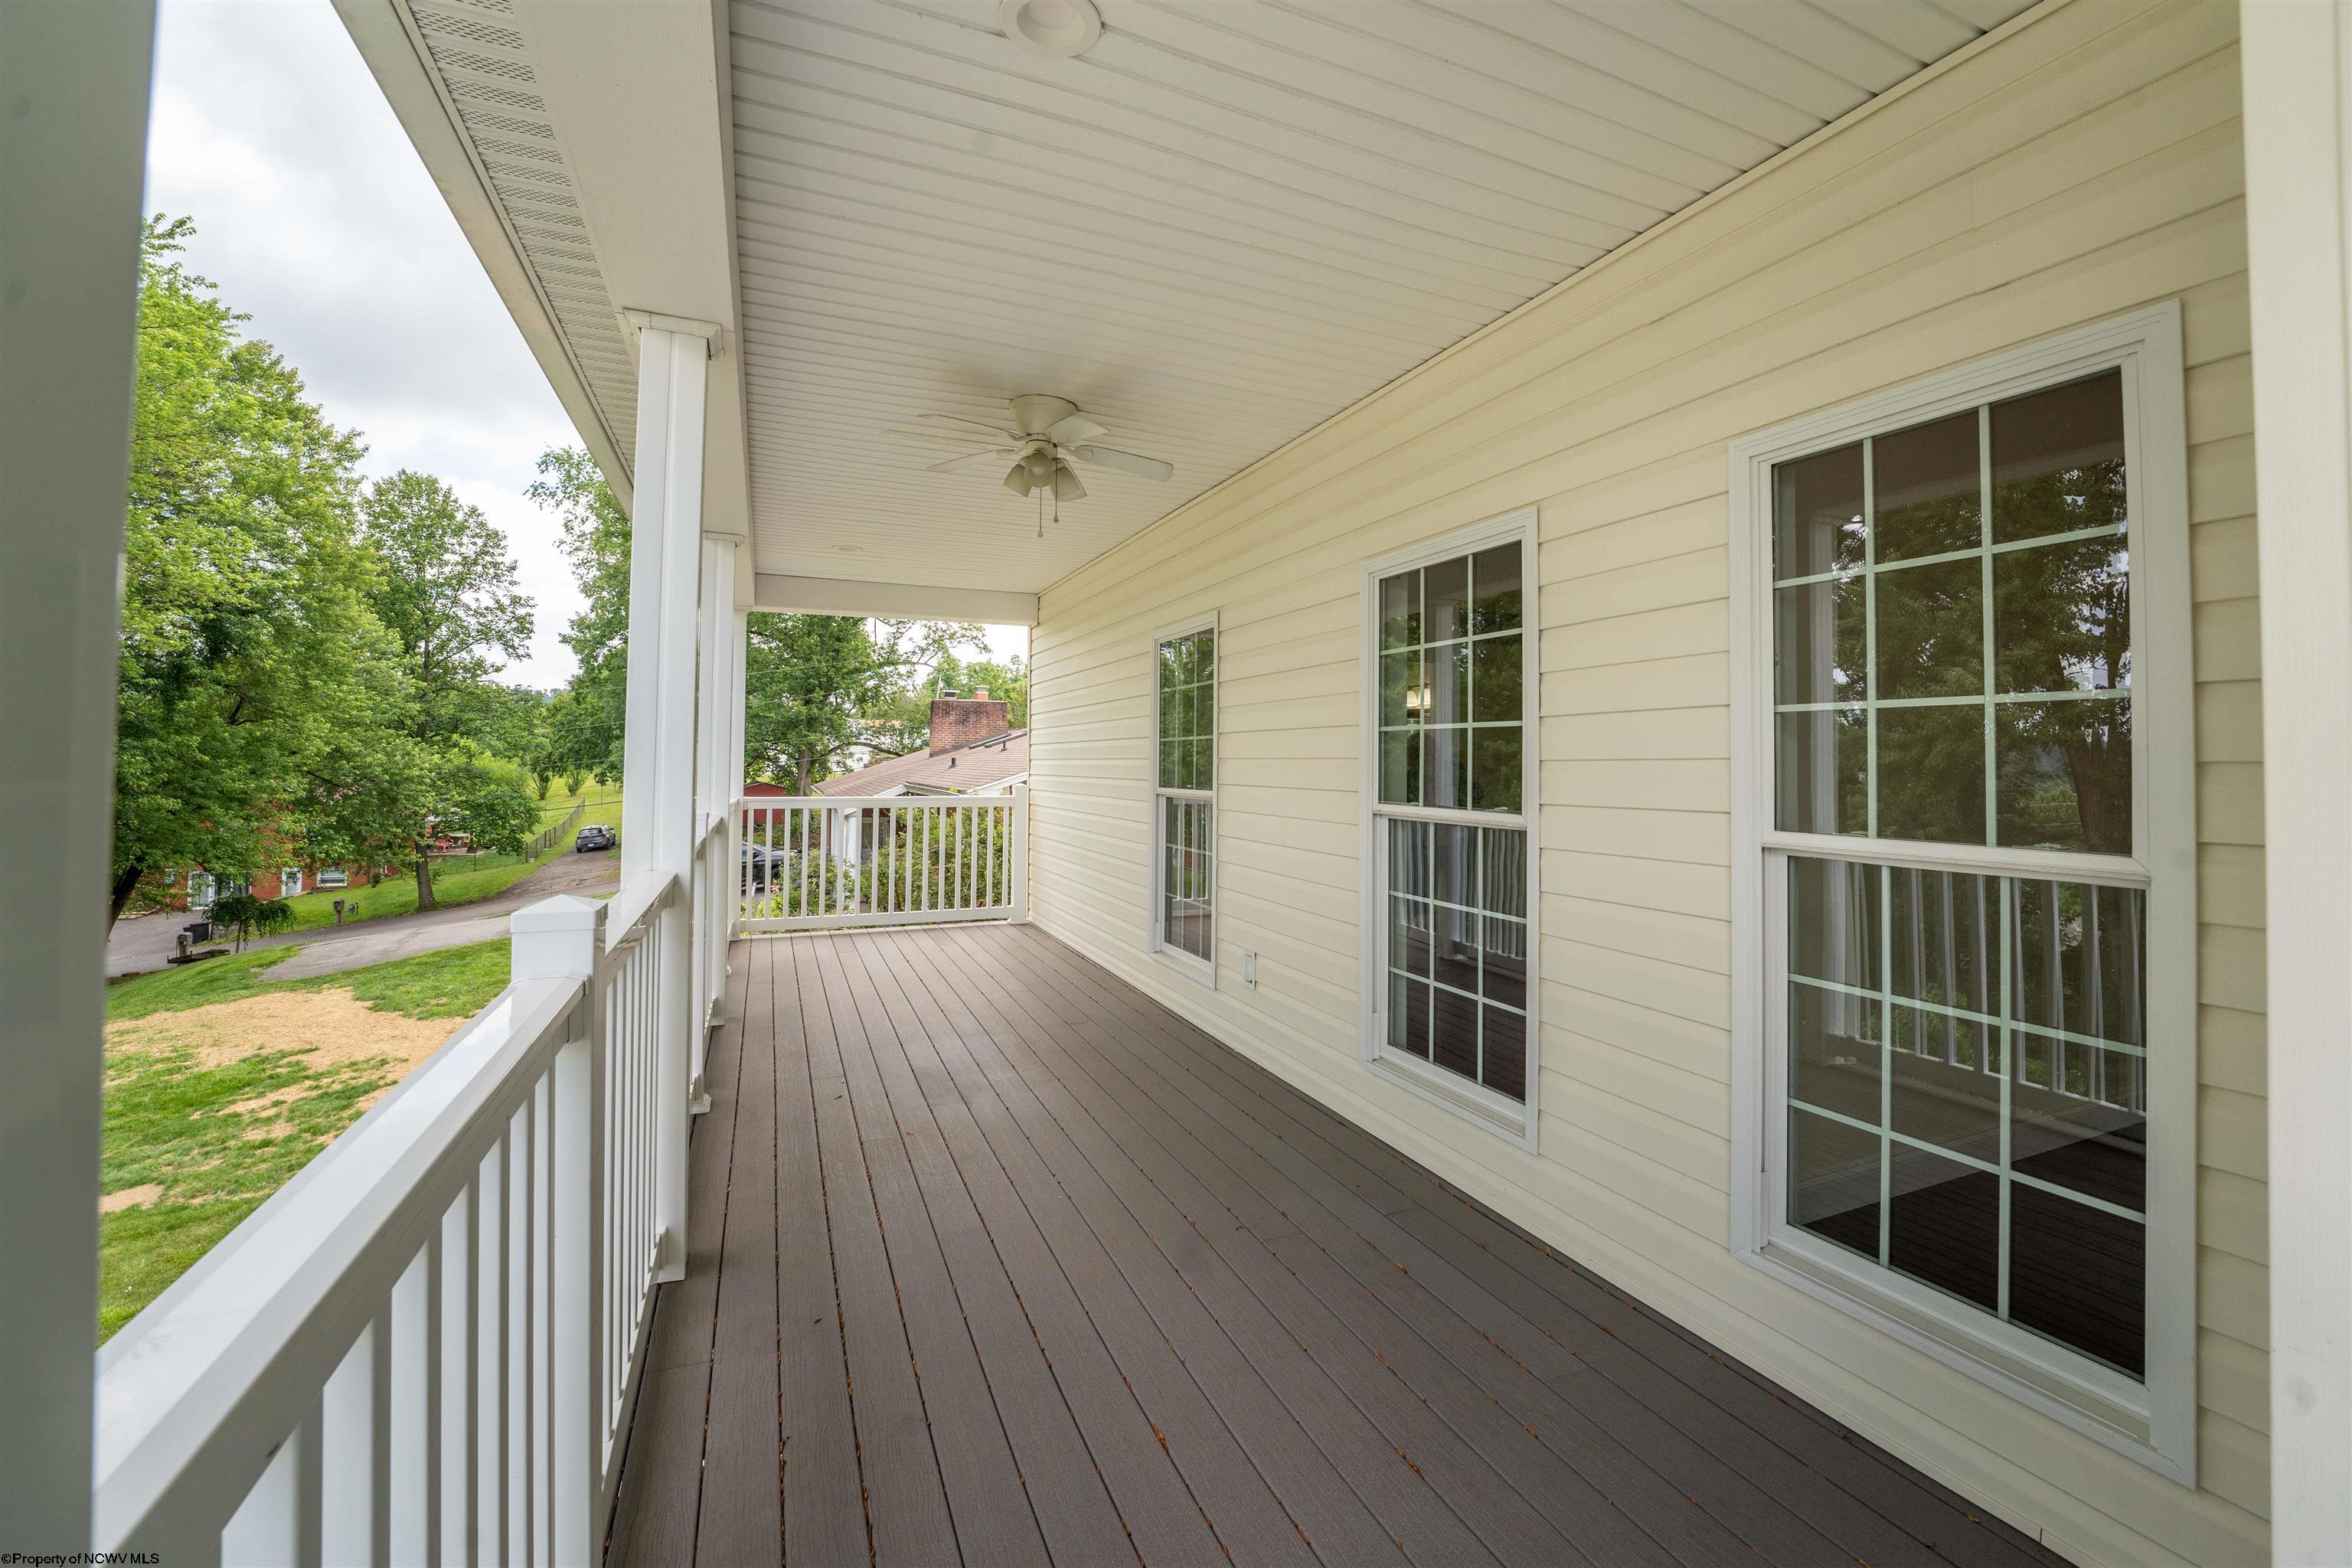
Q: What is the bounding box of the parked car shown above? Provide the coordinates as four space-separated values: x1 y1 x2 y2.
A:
575 824 617 852
741 842 779 890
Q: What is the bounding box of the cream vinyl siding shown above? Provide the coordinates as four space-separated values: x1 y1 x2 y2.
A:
1027 1 2264 1563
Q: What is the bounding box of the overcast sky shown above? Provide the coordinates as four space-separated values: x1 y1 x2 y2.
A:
142 1 1026 690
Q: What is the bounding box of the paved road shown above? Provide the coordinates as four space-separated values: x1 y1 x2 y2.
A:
106 848 622 981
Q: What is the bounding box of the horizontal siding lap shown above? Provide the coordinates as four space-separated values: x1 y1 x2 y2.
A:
1028 2 2269 1557
1542 848 1730 921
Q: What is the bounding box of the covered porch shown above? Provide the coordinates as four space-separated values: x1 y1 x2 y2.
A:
607 922 2060 1568
17 0 2352 1564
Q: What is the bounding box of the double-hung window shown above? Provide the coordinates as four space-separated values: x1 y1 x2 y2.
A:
1731 309 2194 1476
1152 619 1216 976
1364 514 1537 1143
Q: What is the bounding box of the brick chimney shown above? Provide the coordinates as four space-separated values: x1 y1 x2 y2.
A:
929 694 1011 754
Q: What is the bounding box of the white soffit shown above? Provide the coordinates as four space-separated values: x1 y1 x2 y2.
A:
338 0 642 492
730 0 2035 594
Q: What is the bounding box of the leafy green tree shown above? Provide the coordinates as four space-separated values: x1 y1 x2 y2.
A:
351 471 538 909
110 217 392 926
531 446 631 782
531 443 988 792
743 613 916 792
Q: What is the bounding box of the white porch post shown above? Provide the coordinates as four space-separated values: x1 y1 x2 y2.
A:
2242 4 2352 1561
619 311 717 1284
729 608 750 807
726 606 749 950
0 5 155 1551
688 536 737 1111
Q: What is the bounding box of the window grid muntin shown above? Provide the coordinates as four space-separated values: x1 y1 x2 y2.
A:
1382 820 1529 1097
1377 547 1523 814
1739 318 2194 1477
1772 380 2133 858
1782 854 2148 1377
1769 365 2154 1385
1372 537 1532 1108
1157 628 1216 795
1154 626 1216 969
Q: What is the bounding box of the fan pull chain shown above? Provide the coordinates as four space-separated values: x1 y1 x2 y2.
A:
1037 487 1044 539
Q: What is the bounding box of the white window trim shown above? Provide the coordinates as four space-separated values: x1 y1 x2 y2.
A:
1149 612 1218 987
1357 508 1542 1152
1726 304 2196 1482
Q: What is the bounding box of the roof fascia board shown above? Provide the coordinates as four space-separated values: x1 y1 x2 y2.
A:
514 0 748 543
331 0 634 509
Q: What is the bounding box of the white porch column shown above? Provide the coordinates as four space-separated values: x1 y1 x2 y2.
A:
729 606 750 805
687 536 737 1110
2242 4 2352 1561
0 5 155 1551
618 310 717 1284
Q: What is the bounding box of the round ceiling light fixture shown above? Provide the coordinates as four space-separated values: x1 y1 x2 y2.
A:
999 0 1102 59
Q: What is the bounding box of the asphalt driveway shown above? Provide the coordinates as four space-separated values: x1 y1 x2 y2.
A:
106 848 622 981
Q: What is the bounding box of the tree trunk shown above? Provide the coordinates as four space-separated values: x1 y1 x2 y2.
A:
795 748 813 795
106 861 145 933
415 852 437 912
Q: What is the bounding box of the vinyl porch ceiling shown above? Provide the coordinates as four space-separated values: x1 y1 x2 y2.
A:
729 0 2039 595
603 923 2067 1568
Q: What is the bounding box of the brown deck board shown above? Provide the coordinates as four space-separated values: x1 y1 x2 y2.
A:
924 926 1619 1568
1013 926 2046 1568
993 926 2011 1568
982 928 1869 1566
795 940 962 1566
828 932 1138 1566
981 938 1754 1568
701 929 785 1566
603 928 2074 1568
844 932 1405 1568
774 935 871 1566
606 911 752 1568
897 929 1510 1568
858 936 1320 1568
817 935 1053 1568
866 941 1227 1566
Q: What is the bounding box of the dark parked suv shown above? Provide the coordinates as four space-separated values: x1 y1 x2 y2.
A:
575 824 617 852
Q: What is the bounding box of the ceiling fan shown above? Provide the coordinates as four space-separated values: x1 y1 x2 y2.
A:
885 394 1174 505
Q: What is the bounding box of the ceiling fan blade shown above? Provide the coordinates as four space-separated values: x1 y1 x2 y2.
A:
925 448 1016 473
919 412 1017 439
1047 412 1108 446
1009 393 1078 439
884 426 984 445
1051 463 1086 502
1069 444 1174 482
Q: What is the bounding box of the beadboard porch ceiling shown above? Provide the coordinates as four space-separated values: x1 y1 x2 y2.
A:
343 0 2038 612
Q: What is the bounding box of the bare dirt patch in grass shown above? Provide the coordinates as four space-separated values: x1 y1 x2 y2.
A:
102 1183 163 1214
108 987 458 1082
100 982 477 1341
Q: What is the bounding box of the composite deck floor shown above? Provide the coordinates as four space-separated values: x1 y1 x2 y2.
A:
606 924 2066 1568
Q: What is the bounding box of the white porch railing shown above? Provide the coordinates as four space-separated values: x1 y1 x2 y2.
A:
737 786 1027 932
92 879 681 1563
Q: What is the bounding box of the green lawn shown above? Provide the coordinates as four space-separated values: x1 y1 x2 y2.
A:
99 937 513 1341
106 933 514 1024
273 784 622 933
